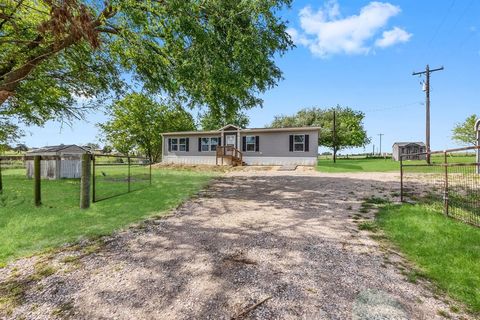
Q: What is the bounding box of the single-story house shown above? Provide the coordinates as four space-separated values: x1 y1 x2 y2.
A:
392 142 426 161
161 125 320 166
26 145 89 179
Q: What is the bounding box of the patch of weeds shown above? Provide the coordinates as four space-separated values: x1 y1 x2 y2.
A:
363 196 390 205
358 221 378 232
0 277 29 317
61 255 81 264
404 270 425 284
359 203 372 213
82 242 103 255
449 305 460 313
391 192 400 197
437 309 451 318
52 301 74 318
369 234 386 241
31 262 56 281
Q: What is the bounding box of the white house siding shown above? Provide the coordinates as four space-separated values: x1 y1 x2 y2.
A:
162 155 217 165
243 156 317 166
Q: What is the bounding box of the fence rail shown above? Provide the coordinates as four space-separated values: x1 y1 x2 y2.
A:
400 146 480 227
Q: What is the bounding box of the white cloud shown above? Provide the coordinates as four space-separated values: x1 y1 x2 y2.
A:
375 27 412 48
291 1 411 58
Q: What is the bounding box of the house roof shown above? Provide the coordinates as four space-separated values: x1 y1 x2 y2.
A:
392 142 426 147
26 144 89 154
162 126 321 136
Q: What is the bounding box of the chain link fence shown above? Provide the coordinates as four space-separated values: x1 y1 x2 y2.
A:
400 146 480 226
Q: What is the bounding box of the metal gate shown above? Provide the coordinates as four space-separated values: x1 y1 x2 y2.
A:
400 146 480 227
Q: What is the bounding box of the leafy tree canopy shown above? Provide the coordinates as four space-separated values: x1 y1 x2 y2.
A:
452 114 479 146
1 0 292 144
199 109 249 131
98 93 195 162
270 106 370 157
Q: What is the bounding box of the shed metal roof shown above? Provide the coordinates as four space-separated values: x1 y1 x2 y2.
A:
26 144 89 154
392 142 426 147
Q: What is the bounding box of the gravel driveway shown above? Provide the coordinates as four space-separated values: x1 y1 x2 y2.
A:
1 169 470 319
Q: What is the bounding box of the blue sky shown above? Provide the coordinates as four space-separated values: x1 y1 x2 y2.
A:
20 0 480 154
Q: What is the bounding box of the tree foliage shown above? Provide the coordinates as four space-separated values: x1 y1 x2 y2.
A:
0 0 292 137
452 114 479 146
270 106 370 157
199 109 249 131
98 93 195 162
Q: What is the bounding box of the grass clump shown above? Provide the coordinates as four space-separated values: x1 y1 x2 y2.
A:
358 221 378 232
377 203 480 313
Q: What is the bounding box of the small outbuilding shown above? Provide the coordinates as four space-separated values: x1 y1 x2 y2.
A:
392 142 426 161
26 145 89 179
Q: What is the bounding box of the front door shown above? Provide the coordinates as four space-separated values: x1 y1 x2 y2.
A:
225 134 236 148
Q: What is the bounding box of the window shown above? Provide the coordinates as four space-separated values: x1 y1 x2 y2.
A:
245 136 256 151
294 134 305 152
171 138 178 151
201 137 220 151
169 138 189 152
179 138 187 151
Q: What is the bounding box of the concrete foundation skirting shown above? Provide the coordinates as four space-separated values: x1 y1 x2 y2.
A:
162 155 317 166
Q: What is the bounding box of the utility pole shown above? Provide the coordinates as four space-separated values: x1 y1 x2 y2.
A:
378 133 384 156
333 110 337 163
412 64 444 164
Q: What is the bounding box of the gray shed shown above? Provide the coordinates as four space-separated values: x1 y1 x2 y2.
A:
392 142 426 161
26 145 89 179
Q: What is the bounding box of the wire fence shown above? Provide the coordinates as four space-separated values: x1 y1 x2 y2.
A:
92 154 151 202
400 146 480 227
0 155 81 208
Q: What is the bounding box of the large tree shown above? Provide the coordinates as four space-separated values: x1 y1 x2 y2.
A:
99 93 195 162
0 0 292 141
270 106 370 160
199 109 249 131
452 114 479 146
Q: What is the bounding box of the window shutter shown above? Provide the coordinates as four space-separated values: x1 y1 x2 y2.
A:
186 138 189 152
305 134 309 152
289 135 293 152
218 137 222 146
168 138 172 152
198 137 202 152
255 136 260 152
242 136 246 152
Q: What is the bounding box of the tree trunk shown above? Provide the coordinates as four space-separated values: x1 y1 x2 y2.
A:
333 147 337 163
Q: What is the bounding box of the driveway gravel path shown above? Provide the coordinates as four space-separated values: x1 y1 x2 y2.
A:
1 170 471 319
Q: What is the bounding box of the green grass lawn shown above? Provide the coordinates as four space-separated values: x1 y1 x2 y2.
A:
317 154 476 173
317 158 399 172
376 204 480 313
0 168 215 265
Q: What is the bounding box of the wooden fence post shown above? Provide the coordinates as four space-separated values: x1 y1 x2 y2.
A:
444 151 449 216
80 154 91 209
0 158 3 194
127 156 131 193
34 155 41 206
399 156 403 202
